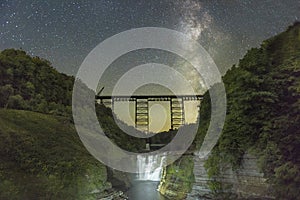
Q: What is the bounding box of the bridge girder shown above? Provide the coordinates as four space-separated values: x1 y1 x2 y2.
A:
96 94 202 132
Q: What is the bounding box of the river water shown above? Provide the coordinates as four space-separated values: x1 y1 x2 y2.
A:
126 180 166 200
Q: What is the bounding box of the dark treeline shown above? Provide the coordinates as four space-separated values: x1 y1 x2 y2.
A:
0 49 74 115
0 49 147 151
197 22 300 199
0 49 146 199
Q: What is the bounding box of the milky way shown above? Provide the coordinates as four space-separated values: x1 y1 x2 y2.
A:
1 0 299 76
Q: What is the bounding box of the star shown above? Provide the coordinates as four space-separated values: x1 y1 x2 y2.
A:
0 0 298 77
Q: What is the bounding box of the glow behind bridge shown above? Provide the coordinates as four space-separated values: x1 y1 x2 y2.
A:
96 94 202 133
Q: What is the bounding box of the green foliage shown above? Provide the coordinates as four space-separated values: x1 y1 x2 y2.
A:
192 91 211 151
0 109 109 200
7 94 25 110
0 49 74 116
159 155 195 199
0 84 14 108
150 129 177 145
196 22 300 199
96 104 146 152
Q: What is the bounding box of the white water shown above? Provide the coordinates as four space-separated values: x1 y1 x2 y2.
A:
137 154 166 181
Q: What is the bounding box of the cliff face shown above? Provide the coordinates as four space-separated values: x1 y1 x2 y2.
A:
187 153 274 200
186 156 211 199
198 153 273 199
224 153 273 199
160 153 273 200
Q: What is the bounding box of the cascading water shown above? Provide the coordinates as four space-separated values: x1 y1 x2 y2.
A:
137 154 166 181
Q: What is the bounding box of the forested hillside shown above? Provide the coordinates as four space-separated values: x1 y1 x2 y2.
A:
0 49 74 116
0 48 146 150
0 49 146 199
197 22 300 199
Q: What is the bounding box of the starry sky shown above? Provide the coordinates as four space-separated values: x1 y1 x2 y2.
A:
1 0 300 132
1 0 299 75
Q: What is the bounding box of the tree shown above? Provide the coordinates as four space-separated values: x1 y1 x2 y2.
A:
0 84 14 108
7 95 25 110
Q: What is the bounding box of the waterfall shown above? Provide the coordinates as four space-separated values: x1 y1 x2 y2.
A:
137 154 166 181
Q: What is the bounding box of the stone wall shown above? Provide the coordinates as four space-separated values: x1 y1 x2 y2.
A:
187 153 275 199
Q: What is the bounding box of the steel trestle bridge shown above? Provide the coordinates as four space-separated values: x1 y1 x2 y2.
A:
96 94 203 132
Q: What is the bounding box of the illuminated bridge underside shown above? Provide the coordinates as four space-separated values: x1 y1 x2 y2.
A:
96 95 203 132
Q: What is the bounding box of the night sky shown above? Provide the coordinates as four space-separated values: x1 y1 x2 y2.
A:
1 0 300 132
1 0 299 75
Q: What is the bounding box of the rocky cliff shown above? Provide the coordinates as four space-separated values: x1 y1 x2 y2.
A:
186 156 211 199
187 153 274 199
158 152 273 199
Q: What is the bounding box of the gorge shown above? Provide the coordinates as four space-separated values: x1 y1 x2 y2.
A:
0 22 299 200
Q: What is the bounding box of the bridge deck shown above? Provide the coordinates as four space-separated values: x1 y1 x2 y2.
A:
96 94 203 101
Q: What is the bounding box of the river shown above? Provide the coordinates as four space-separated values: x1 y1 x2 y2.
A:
126 180 166 200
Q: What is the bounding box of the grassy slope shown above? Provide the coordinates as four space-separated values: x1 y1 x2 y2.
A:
0 109 109 200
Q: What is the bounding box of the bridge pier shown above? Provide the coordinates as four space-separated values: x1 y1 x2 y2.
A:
135 99 149 133
96 94 202 132
170 98 185 130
